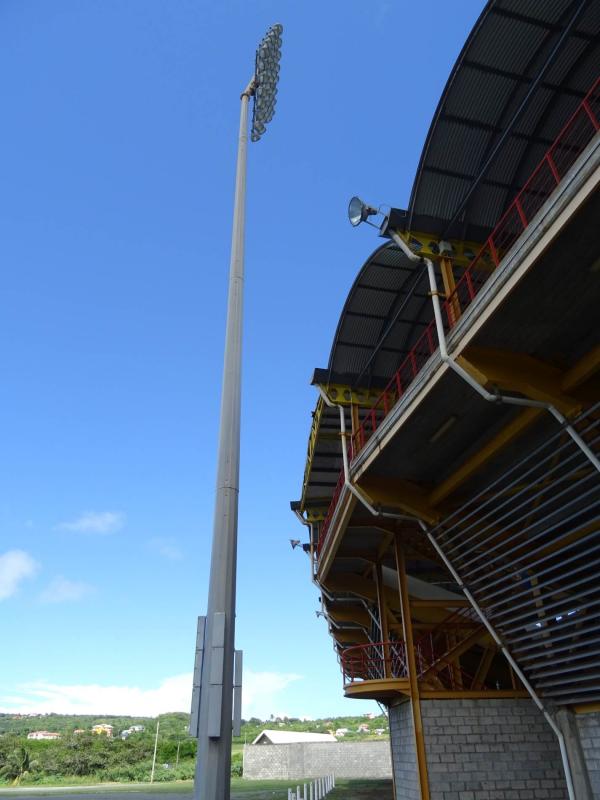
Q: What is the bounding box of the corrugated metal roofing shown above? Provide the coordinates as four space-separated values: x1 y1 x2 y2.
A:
326 242 431 386
408 0 600 240
299 0 600 509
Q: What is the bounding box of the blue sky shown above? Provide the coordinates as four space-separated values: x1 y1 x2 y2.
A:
0 0 483 720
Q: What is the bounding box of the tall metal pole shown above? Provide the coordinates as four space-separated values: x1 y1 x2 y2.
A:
150 720 160 784
193 79 253 800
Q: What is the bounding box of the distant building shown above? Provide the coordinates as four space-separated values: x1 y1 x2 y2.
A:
121 724 145 739
73 729 86 735
27 731 61 740
335 728 349 737
374 728 386 736
91 724 113 737
357 724 370 733
251 730 337 745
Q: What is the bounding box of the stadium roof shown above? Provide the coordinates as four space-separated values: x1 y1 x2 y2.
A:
408 0 600 241
322 0 600 389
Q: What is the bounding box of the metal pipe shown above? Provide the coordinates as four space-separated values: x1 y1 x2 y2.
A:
485 548 600 610
459 478 600 574
474 527 600 601
317 387 410 520
463 502 600 585
419 517 576 800
515 621 600 657
443 447 600 557
436 409 600 544
316 242 584 796
388 229 600 478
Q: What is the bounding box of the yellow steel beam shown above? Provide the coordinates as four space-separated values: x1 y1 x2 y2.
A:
473 647 497 690
420 689 529 699
396 230 485 268
333 630 368 645
459 348 581 415
327 607 371 627
395 539 430 800
359 475 440 525
562 344 600 391
316 383 388 408
410 599 470 608
419 627 488 682
374 562 391 678
430 406 542 505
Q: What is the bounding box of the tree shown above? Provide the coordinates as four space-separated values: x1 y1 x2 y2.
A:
0 747 38 785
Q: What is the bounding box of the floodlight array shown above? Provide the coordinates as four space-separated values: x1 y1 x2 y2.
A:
251 23 283 142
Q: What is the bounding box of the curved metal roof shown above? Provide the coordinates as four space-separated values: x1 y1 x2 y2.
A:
323 0 600 388
324 242 432 388
408 0 600 240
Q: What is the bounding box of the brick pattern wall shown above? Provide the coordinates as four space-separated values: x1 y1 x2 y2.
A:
576 711 600 798
389 698 568 800
243 740 392 780
389 701 419 800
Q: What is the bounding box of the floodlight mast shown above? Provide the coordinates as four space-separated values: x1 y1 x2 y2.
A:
192 24 282 800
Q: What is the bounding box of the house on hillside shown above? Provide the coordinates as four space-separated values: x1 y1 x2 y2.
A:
91 724 113 737
27 731 61 740
251 730 336 745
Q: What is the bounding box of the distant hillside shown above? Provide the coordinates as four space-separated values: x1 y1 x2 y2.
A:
0 711 388 742
0 711 389 785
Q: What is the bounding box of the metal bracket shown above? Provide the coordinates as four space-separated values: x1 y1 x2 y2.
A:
233 650 243 737
189 616 206 738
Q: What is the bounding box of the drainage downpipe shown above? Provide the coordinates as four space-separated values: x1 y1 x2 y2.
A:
318 384 576 798
387 230 600 475
317 388 404 518
386 230 577 798
419 516 576 800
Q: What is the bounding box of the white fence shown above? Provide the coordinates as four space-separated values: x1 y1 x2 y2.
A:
288 774 334 800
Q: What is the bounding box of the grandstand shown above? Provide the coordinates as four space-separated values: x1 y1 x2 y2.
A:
291 2 600 798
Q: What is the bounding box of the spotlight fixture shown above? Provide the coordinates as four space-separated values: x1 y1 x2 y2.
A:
290 539 301 550
251 24 283 143
348 196 408 238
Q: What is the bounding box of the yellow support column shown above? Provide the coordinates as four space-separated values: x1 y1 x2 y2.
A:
374 562 391 678
394 538 430 800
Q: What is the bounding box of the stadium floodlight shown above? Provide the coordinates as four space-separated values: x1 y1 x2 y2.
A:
251 23 283 142
348 196 409 237
192 22 283 800
348 196 378 227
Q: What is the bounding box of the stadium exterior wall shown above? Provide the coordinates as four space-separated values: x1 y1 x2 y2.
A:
243 740 392 780
389 698 569 799
576 712 600 799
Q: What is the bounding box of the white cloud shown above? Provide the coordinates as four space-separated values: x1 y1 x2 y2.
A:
149 537 182 561
56 511 124 534
0 550 39 600
40 576 94 604
0 669 303 719
243 669 303 720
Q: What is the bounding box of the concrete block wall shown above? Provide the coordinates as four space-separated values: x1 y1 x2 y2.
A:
389 698 568 800
576 711 600 798
243 740 392 780
389 701 419 800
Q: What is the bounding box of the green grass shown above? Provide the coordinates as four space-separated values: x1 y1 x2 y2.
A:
0 779 393 799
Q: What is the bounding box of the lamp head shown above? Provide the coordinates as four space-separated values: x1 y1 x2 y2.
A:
348 196 378 227
348 196 409 238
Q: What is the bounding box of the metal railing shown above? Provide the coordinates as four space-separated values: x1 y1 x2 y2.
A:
341 641 408 684
352 75 599 456
317 75 600 561
341 633 494 691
